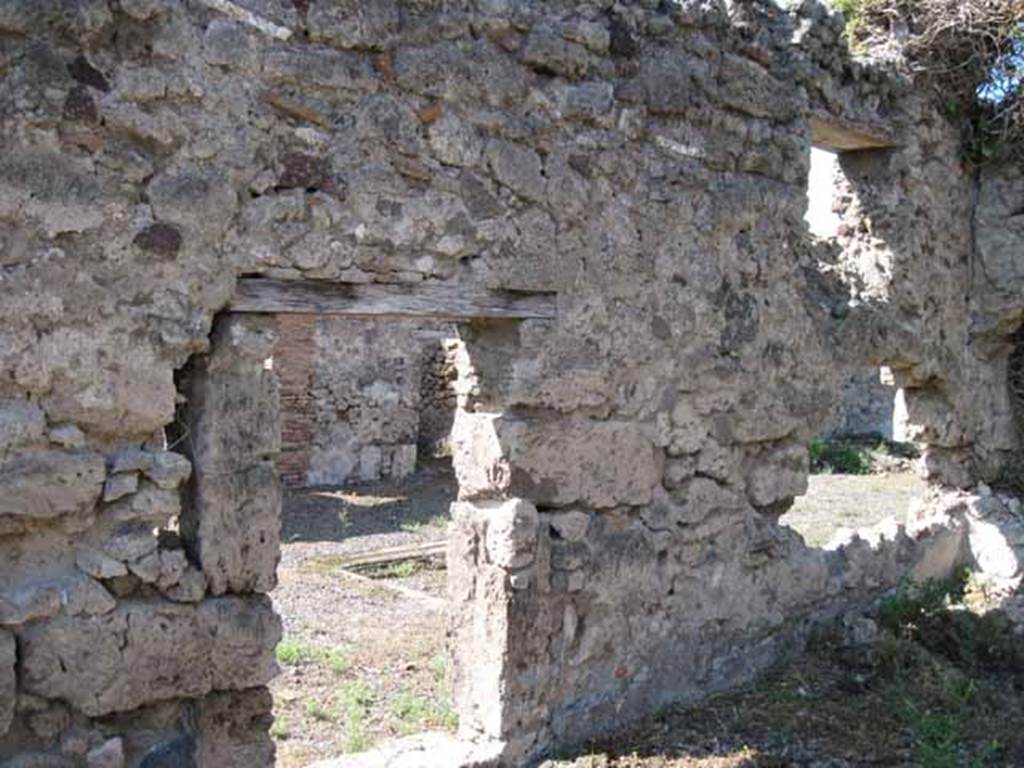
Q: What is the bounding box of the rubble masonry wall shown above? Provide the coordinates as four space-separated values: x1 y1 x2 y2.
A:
0 0 1021 765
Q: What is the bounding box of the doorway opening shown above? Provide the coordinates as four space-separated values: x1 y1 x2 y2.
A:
268 314 462 766
172 279 556 766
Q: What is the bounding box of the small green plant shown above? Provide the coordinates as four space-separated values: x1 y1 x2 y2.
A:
428 652 447 683
323 647 350 674
808 437 825 467
275 638 316 666
269 718 290 741
338 681 374 753
808 439 874 475
433 699 459 731
393 691 431 726
371 559 420 579
827 444 873 474
897 673 1000 768
391 690 459 735
901 701 960 768
878 570 970 634
345 726 371 754
828 0 882 50
276 637 351 673
338 680 374 708
304 697 335 722
400 517 422 533
876 633 921 679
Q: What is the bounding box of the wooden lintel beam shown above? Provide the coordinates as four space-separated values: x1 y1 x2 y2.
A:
229 278 557 321
810 115 897 152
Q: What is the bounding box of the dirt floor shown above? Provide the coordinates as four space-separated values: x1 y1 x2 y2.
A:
781 472 928 547
271 461 977 767
270 459 456 768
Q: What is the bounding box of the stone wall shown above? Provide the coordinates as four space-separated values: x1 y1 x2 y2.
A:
823 366 895 441
970 164 1024 480
271 315 456 487
0 0 1020 765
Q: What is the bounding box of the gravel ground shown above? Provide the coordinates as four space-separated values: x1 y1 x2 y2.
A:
278 458 454 568
270 460 456 768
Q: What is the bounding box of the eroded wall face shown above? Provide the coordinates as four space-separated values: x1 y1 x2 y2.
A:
0 0 1003 764
823 368 895 441
970 165 1024 478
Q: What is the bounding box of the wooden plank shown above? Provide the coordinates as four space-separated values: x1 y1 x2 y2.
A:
810 115 897 152
325 540 447 571
230 278 557 321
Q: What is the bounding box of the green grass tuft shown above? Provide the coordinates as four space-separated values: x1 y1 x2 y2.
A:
809 438 875 475
338 680 375 753
275 637 351 673
275 638 316 666
304 697 335 723
270 718 290 741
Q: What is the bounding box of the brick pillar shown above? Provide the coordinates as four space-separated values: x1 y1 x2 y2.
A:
272 314 317 486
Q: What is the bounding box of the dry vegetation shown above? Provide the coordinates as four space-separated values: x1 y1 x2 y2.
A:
836 0 1024 162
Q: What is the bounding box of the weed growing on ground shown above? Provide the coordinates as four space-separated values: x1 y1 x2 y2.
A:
808 437 918 475
810 439 874 474
338 680 374 753
275 638 317 666
322 647 350 673
304 697 335 723
428 652 447 682
275 637 350 673
877 569 970 634
392 690 458 736
270 718 290 741
399 517 422 532
871 571 1020 767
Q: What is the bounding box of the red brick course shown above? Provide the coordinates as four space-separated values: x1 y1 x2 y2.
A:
272 314 317 486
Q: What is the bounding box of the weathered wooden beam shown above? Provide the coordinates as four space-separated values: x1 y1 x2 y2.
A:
324 540 447 571
230 278 557 321
810 115 897 152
